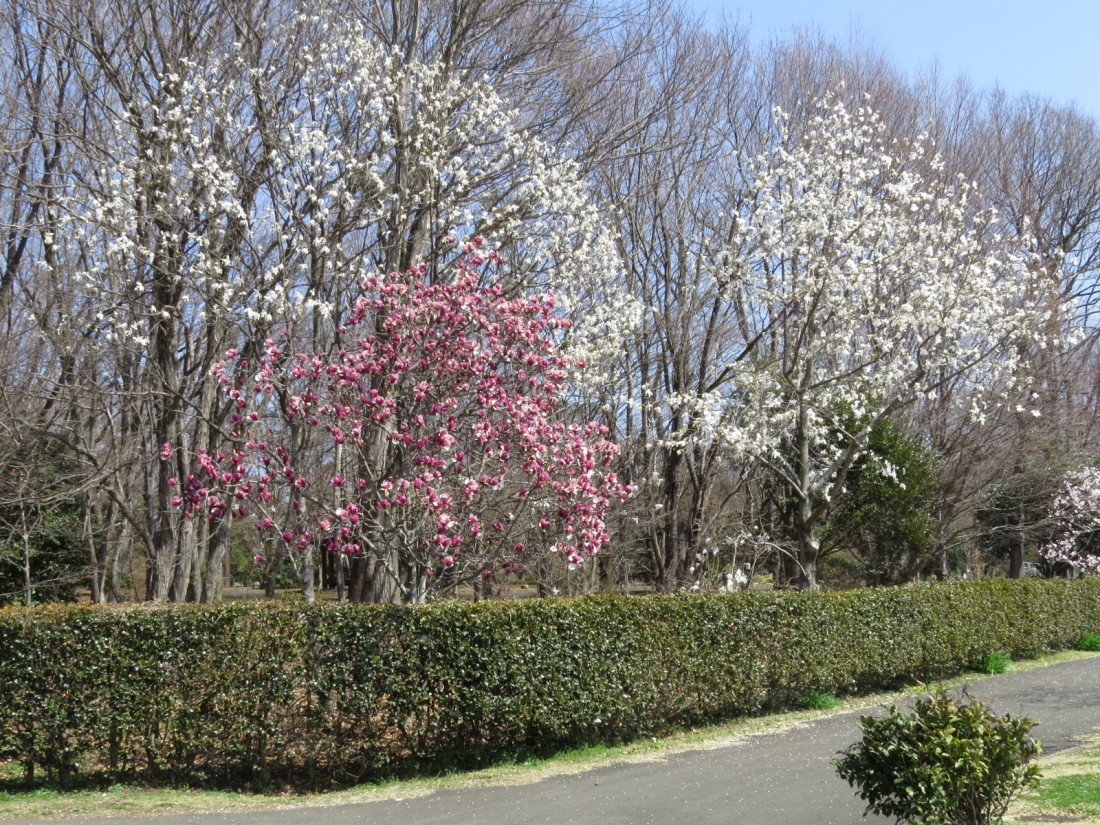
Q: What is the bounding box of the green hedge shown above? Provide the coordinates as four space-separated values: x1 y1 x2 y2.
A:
1 579 1098 788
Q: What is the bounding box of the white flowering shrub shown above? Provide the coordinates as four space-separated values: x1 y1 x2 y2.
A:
1042 466 1100 575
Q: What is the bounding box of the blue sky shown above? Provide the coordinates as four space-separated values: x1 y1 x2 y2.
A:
685 0 1100 118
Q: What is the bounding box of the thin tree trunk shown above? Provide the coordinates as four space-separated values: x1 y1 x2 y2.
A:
85 499 107 605
795 395 820 591
21 527 33 607
110 519 133 602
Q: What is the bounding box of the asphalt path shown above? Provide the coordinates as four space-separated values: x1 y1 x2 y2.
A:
10 655 1100 825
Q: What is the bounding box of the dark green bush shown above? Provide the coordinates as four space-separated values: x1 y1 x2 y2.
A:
836 688 1041 825
1077 632 1100 652
0 578 1097 789
982 650 1012 675
802 690 841 710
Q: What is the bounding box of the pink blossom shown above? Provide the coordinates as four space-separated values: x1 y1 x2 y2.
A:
179 247 630 598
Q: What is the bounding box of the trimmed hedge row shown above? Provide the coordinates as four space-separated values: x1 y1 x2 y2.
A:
1 578 1098 788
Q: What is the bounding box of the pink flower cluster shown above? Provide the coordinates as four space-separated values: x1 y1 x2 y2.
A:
166 243 631 576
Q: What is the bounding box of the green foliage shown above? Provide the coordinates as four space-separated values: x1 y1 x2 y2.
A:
802 690 841 710
836 688 1041 825
1076 632 1100 651
975 449 1076 576
0 438 86 606
0 508 85 606
822 416 940 586
227 534 259 587
983 651 1013 674
0 579 1097 790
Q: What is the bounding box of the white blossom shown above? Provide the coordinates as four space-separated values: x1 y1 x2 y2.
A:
694 98 1068 503
1041 466 1100 575
53 17 634 370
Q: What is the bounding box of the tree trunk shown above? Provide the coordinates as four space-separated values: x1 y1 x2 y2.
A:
85 499 108 605
794 398 821 590
347 555 367 602
797 530 820 591
654 446 683 592
302 546 315 603
265 568 277 598
110 519 133 602
168 517 198 602
1008 539 1025 579
336 552 346 602
366 549 402 604
201 520 231 602
21 527 32 607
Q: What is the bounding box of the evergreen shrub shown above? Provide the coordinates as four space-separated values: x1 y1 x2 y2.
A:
0 578 1096 788
836 688 1040 825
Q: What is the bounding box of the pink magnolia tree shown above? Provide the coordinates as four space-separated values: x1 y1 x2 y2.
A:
1041 466 1100 575
169 243 631 603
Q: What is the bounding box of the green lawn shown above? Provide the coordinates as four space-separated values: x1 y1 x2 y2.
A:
1008 737 1100 824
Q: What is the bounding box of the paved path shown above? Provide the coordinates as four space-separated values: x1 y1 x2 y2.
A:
11 655 1100 825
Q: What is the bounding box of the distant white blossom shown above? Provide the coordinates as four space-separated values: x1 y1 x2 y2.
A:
1041 466 1100 575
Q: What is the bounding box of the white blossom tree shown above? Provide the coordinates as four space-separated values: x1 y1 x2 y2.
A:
692 98 1067 589
25 0 632 602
